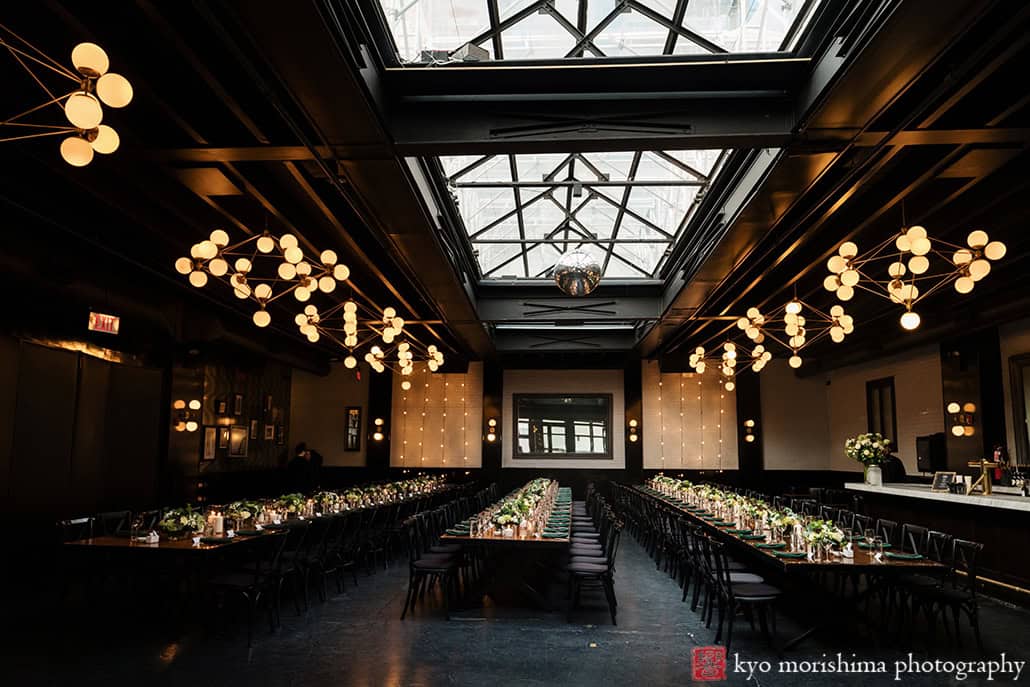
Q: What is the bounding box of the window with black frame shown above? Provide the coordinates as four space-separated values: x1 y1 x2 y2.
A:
866 377 898 448
513 394 612 459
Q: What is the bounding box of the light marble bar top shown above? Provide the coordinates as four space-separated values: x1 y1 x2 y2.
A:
845 482 1030 512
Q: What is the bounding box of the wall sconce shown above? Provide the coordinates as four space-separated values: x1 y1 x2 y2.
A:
744 419 756 443
173 398 201 432
485 417 498 443
627 419 639 443
372 417 385 442
947 401 976 437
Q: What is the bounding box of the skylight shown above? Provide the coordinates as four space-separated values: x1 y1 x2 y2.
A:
441 150 725 280
376 0 820 64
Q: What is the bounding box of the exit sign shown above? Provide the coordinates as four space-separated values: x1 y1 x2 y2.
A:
88 311 120 335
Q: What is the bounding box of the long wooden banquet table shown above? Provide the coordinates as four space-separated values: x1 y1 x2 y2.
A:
440 482 573 609
634 485 946 648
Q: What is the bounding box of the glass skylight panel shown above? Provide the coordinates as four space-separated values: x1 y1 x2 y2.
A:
442 150 725 280
376 0 820 64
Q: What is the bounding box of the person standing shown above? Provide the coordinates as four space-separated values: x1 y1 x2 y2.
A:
288 442 316 493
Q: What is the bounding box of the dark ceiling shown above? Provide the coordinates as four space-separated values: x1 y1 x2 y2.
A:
1 0 1028 374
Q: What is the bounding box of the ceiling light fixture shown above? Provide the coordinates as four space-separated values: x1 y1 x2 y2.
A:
825 223 1005 331
0 28 133 166
177 229 445 375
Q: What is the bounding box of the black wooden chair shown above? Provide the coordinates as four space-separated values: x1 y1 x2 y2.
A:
914 538 985 650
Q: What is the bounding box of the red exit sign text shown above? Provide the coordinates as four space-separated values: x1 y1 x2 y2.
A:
88 312 120 335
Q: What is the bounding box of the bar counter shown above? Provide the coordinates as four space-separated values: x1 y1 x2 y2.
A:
845 482 1030 511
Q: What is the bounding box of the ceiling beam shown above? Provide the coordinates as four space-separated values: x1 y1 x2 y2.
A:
478 295 662 322
388 97 794 155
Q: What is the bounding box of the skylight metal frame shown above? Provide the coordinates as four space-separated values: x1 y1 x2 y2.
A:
373 0 823 66
442 149 727 281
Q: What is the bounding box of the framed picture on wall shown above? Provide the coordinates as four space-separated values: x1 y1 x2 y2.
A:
249 419 259 440
345 406 362 452
218 427 230 449
233 393 244 416
276 424 285 445
264 424 275 440
216 399 228 415
203 427 217 461
229 425 249 457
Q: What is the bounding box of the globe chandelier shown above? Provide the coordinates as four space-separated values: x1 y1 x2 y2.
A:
0 27 132 166
687 297 855 389
176 229 445 375
553 249 601 296
824 223 1006 331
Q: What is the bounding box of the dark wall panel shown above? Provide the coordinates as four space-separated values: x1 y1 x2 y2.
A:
71 356 110 515
0 335 19 506
104 364 163 509
10 343 78 515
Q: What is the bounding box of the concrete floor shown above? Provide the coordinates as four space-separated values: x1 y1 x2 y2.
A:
4 537 1030 687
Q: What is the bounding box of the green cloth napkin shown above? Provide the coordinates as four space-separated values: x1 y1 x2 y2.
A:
885 551 924 560
542 532 566 539
236 529 263 536
444 528 468 536
756 542 786 549
773 551 807 559
200 537 228 544
857 542 892 549
727 529 752 535
742 534 766 541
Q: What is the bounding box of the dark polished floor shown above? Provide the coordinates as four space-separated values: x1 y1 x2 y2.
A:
4 538 1030 687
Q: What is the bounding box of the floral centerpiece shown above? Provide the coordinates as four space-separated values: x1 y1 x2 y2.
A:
343 488 363 507
314 491 342 513
158 505 206 536
845 432 891 485
803 519 846 558
225 500 262 525
277 492 306 516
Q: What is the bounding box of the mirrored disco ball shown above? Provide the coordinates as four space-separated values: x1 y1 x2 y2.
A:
553 249 601 296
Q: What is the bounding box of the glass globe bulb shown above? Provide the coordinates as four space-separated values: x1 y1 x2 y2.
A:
278 262 297 280
401 381 411 391
175 257 193 275
724 382 735 391
186 421 199 433
951 425 964 437
284 246 303 264
60 136 93 167
208 258 228 277
96 73 133 108
280 233 298 249
963 402 977 413
908 255 929 275
71 42 109 76
256 236 275 253
946 402 961 414
294 287 311 302
967 230 988 249
209 229 230 247
90 124 120 154
836 285 854 301
900 311 921 330
343 356 357 369
910 237 932 256
984 241 1006 261
318 276 336 293
838 241 858 258
823 275 839 292
189 270 208 288
968 259 990 281
785 300 802 315
840 269 860 287
254 284 272 300
235 258 252 273
334 264 350 281
955 276 974 294
789 355 802 369
253 310 271 328
65 91 103 129
963 426 975 437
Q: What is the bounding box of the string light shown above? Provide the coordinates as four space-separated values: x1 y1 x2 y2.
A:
679 373 685 467
658 373 664 467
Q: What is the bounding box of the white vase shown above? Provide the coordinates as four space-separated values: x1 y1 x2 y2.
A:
866 465 883 486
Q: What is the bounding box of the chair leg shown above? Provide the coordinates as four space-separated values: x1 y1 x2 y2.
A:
401 572 414 620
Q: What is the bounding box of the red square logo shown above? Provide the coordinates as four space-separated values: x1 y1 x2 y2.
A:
692 646 726 681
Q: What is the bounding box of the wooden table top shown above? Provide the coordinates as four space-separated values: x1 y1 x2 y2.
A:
636 486 945 572
65 532 276 552
440 531 570 546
